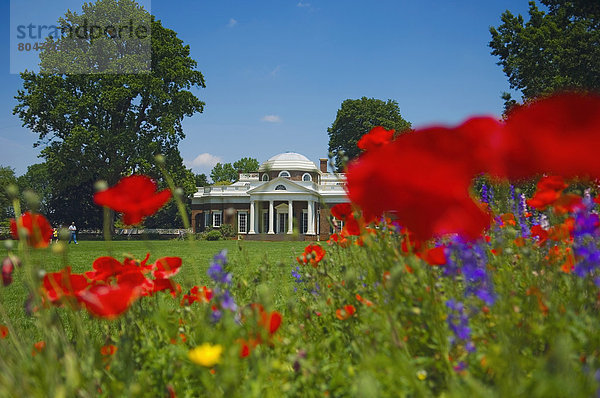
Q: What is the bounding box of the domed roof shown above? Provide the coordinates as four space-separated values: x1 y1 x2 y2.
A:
259 152 318 172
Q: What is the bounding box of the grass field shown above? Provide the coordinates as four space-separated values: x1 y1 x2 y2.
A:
0 239 308 334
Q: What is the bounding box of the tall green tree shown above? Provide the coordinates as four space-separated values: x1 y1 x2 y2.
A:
194 173 209 187
327 97 411 171
17 163 51 216
210 157 259 183
0 167 17 228
13 0 205 228
233 157 259 173
210 163 238 184
490 0 600 105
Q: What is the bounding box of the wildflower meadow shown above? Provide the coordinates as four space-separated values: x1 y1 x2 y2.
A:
4 93 600 396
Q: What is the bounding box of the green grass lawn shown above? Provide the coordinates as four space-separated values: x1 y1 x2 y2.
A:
0 239 308 335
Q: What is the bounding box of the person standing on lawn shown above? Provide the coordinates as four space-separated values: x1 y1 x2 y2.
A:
68 222 78 244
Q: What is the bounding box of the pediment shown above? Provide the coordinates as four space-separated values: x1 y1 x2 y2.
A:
247 177 315 195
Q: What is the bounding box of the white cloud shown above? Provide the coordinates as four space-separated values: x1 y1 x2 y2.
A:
297 1 311 7
270 65 281 77
227 18 238 28
187 153 222 170
261 115 282 123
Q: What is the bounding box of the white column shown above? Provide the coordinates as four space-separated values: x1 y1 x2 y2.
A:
307 200 315 235
249 200 256 234
287 200 293 234
268 200 275 234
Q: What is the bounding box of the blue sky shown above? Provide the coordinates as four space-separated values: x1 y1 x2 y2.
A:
1 0 532 176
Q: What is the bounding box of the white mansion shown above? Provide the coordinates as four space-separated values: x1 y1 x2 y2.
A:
191 152 348 240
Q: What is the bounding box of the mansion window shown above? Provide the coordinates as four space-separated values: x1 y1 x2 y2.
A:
262 174 269 181
302 173 312 182
275 184 286 190
278 170 291 178
213 211 222 228
330 216 344 233
301 211 308 234
238 211 248 234
204 212 211 227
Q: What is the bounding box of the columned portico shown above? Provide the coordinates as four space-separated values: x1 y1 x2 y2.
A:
268 200 275 234
249 200 256 234
287 200 293 234
307 200 315 235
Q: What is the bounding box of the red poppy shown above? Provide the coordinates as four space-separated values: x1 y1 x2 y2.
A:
0 325 8 339
93 175 172 225
499 93 600 179
530 225 549 246
297 244 326 267
100 344 118 356
358 126 395 152
336 305 356 320
331 203 362 236
152 257 182 279
10 212 52 248
32 341 46 356
346 118 498 241
42 266 89 304
266 311 282 335
181 286 213 306
422 246 447 266
76 282 141 320
2 258 14 286
526 176 568 210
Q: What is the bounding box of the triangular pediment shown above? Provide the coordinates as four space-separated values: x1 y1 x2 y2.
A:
247 177 316 195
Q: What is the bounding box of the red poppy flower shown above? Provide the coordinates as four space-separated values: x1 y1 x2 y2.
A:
530 225 549 246
526 176 568 210
500 93 600 179
297 244 326 267
265 311 282 335
32 341 46 356
358 126 395 152
93 175 172 225
331 203 362 236
42 266 89 304
2 258 14 286
152 257 182 279
336 305 356 320
422 246 447 266
10 212 52 248
100 344 118 356
346 118 498 241
0 325 8 339
76 282 141 320
181 286 213 306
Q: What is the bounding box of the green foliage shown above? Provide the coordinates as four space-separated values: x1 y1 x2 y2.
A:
219 224 235 238
210 163 237 183
13 0 205 228
490 0 600 102
232 157 259 174
195 173 209 187
17 163 51 216
327 97 411 171
204 229 222 241
210 158 258 184
0 166 17 227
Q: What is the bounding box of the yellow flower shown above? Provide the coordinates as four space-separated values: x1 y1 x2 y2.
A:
188 343 223 367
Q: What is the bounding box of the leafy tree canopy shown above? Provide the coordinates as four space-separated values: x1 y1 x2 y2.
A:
327 97 411 171
194 173 209 187
0 167 17 228
13 0 205 228
490 0 600 105
210 157 259 183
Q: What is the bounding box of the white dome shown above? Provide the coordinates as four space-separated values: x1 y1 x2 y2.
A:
259 152 318 172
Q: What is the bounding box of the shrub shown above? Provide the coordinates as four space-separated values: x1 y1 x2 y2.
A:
204 229 222 241
219 224 235 238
